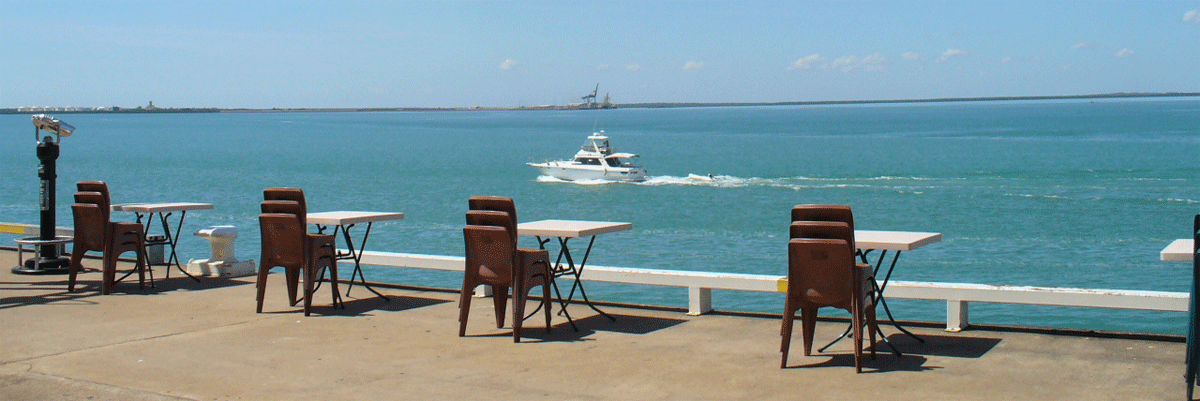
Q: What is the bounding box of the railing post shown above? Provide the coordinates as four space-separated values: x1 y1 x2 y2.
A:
688 287 712 316
947 300 969 332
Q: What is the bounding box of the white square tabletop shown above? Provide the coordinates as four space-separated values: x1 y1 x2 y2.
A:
306 211 405 226
517 220 633 238
112 202 214 213
853 230 942 251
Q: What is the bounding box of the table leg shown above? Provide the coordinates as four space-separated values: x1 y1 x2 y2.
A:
870 250 924 343
553 236 614 322
162 211 200 282
336 223 387 301
536 235 577 331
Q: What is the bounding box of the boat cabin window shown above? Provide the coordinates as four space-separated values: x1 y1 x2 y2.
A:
581 139 609 152
579 158 602 165
605 157 623 167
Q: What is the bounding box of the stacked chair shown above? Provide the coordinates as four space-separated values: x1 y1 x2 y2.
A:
257 187 341 316
68 180 149 295
460 196 553 342
782 204 878 373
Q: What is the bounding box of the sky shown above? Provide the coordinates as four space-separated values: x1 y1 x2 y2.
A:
2 1 1199 109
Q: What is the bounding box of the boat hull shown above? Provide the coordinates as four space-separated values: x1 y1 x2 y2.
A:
528 162 647 182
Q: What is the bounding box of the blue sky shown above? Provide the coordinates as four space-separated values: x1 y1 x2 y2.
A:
3 1 1199 109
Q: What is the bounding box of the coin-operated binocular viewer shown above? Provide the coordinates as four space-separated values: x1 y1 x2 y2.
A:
13 115 75 274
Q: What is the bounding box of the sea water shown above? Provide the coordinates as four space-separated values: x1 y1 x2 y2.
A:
1 98 1196 334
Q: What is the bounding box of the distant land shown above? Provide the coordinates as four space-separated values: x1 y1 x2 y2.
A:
3 92 1197 114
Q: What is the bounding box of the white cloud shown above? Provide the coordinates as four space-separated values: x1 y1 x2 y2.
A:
682 61 704 71
1185 8 1200 23
826 55 858 71
625 64 642 71
1000 56 1013 63
787 54 823 70
902 52 920 60
596 64 609 70
1115 48 1135 58
1070 42 1093 50
861 53 887 71
499 59 517 70
936 48 964 62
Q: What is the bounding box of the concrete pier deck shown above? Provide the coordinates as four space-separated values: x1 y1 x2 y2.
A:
0 249 1186 400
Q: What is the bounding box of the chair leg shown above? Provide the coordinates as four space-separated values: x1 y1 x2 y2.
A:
136 240 147 290
866 300 878 360
801 306 819 357
328 262 342 309
101 246 116 295
458 281 475 337
512 280 526 343
781 302 797 368
68 250 85 292
852 303 864 374
493 285 509 329
255 265 271 313
303 262 314 317
286 267 301 306
542 276 552 335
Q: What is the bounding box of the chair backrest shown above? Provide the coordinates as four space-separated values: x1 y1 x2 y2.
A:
466 210 517 243
462 225 515 285
71 202 108 250
264 188 307 213
788 238 856 307
76 182 112 220
469 196 518 224
262 200 305 218
791 204 854 228
259 213 307 269
790 221 855 253
77 181 110 203
791 204 855 244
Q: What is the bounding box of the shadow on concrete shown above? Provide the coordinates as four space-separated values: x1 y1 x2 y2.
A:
0 268 252 309
332 295 451 316
785 352 939 373
879 333 1002 359
533 313 689 342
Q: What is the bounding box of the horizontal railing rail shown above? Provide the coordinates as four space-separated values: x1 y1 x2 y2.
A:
2 222 1185 332
354 250 1189 332
0 222 74 237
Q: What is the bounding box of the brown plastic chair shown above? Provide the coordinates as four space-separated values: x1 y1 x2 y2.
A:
460 211 552 343
257 212 340 316
791 204 855 240
67 194 148 295
264 188 308 223
76 181 111 220
468 196 518 224
781 234 878 373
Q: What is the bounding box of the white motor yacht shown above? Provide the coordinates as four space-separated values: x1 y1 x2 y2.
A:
528 130 647 182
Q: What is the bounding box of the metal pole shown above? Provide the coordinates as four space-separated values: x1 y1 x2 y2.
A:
14 117 71 274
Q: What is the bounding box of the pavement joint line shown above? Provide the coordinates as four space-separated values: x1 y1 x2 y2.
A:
2 316 267 366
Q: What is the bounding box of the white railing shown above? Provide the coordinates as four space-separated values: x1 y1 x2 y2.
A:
355 250 1189 332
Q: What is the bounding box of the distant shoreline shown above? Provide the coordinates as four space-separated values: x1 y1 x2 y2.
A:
4 92 1197 114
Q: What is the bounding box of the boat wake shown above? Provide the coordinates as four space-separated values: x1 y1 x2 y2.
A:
537 173 939 190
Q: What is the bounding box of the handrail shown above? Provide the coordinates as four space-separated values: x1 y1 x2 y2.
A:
353 250 1188 332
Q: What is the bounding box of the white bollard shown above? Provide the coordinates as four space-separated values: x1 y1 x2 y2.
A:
187 226 256 278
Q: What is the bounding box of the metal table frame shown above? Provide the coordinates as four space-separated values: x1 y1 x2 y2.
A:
113 202 213 282
518 219 632 330
308 211 405 302
817 230 942 357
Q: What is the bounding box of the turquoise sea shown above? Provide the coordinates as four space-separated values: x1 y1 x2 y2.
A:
1 98 1196 334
